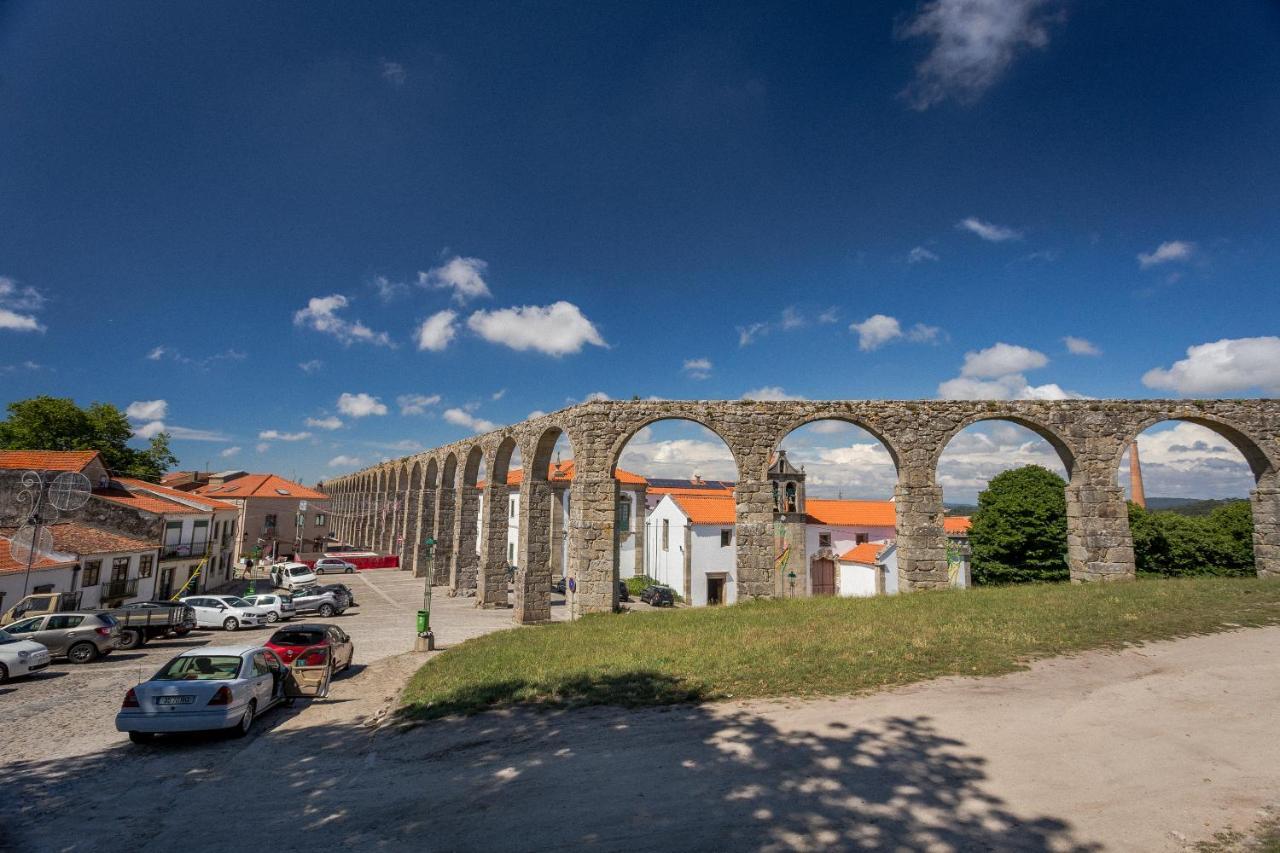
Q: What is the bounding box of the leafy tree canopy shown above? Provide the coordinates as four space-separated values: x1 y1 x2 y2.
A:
1128 500 1253 577
969 465 1069 585
0 396 177 481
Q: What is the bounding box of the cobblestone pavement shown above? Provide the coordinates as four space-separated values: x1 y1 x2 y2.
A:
0 567 568 766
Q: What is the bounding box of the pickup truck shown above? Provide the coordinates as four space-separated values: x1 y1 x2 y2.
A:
1 592 195 650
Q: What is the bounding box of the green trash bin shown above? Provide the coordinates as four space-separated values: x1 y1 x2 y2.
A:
416 610 430 634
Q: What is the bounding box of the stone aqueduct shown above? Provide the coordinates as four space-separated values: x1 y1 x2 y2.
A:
323 399 1280 622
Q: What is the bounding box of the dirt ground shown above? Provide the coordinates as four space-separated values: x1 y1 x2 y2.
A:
3 609 1278 851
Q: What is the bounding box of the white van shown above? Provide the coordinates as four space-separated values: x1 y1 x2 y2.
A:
270 562 317 591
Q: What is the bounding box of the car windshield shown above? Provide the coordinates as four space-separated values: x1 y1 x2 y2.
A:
153 655 243 681
270 630 325 646
0 628 15 645
223 598 253 608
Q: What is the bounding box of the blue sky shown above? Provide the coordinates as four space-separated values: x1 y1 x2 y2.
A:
1 1 1277 494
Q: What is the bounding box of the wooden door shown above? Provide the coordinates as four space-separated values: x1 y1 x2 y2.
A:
811 558 836 596
706 576 725 605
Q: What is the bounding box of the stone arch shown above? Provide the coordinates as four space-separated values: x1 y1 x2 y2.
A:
1113 413 1277 483
441 452 458 489
424 456 439 489
462 445 484 487
931 411 1079 485
606 410 742 479
770 411 903 476
478 435 520 606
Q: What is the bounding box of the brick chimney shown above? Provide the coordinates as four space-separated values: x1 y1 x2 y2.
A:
1129 440 1147 508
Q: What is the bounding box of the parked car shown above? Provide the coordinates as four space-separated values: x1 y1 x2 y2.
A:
312 557 357 575
265 624 354 672
287 586 348 618
240 594 296 623
639 585 676 607
316 583 357 608
0 627 52 682
1 612 121 663
550 577 566 595
618 581 630 603
270 562 318 591
179 596 270 631
116 645 333 743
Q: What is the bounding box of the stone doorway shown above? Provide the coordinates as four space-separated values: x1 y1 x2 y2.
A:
706 574 726 605
811 558 836 596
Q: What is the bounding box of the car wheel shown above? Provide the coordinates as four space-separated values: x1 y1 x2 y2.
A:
316 567 326 575
266 611 280 623
230 700 256 738
129 731 154 744
117 630 144 650
318 604 335 618
67 642 98 664
0 662 8 683
345 566 354 574
171 626 191 637
223 616 240 631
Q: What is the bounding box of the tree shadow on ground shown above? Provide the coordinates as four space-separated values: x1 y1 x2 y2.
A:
2 670 1102 852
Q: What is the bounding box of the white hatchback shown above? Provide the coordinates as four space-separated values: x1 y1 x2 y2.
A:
270 562 317 591
179 596 270 631
0 627 52 682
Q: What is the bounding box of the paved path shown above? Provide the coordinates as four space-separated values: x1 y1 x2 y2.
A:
5 616 1279 851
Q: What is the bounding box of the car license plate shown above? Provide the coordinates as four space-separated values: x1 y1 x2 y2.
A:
157 695 195 706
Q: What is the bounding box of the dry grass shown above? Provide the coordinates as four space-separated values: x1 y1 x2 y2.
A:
400 576 1280 721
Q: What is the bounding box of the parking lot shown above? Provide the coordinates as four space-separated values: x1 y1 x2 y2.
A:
0 568 570 766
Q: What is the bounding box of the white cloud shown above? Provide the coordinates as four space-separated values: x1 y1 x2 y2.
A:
419 257 492 304
936 422 1070 502
166 426 231 442
0 277 46 333
957 217 1023 242
397 393 442 415
126 399 168 421
256 442 271 454
306 416 344 431
907 323 942 344
467 301 606 356
937 373 1082 400
737 322 769 347
220 446 241 458
337 392 388 418
1142 337 1280 396
491 388 507 401
742 386 806 401
908 246 939 263
381 61 407 86
1138 240 1195 268
1064 336 1100 356
817 307 840 324
851 314 902 351
780 306 805 330
293 294 393 347
258 430 312 442
371 275 409 301
443 407 498 433
133 420 167 440
618 425 738 482
527 410 548 420
683 357 713 380
898 0 1060 110
960 342 1048 377
415 309 458 352
146 346 169 361
328 454 363 468
298 359 323 373
1119 422 1254 499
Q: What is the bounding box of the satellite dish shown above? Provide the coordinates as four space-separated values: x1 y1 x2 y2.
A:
9 524 56 567
48 471 92 512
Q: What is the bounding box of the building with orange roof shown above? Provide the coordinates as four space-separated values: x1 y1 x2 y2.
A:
191 471 330 563
0 532 79 611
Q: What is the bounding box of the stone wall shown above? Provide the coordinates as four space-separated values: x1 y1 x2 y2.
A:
326 399 1280 622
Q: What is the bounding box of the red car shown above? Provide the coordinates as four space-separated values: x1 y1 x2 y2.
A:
265 624 354 673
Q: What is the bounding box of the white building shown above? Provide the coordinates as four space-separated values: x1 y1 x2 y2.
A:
644 493 738 606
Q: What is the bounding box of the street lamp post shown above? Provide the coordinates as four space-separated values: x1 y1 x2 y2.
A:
415 537 437 652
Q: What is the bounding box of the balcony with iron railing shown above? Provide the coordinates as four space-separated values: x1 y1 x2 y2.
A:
100 578 140 599
160 541 212 561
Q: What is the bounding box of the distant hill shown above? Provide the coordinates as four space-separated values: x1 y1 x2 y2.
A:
945 504 978 517
1145 497 1249 517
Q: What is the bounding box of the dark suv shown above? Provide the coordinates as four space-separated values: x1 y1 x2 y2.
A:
639 585 675 607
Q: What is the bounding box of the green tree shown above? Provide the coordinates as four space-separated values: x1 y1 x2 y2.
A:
0 396 176 481
1129 500 1253 577
969 465 1068 585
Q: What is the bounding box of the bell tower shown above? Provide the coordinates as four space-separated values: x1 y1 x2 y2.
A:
769 450 808 597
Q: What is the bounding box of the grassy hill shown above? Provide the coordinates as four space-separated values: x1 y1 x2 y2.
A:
400 576 1280 721
1145 497 1249 517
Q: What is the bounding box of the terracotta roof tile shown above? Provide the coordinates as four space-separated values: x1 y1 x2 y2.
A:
194 474 327 500
114 478 239 511
669 493 737 525
805 499 898 527
0 536 78 575
0 522 156 556
944 516 972 534
838 542 884 564
0 450 101 472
